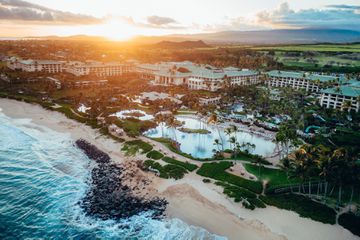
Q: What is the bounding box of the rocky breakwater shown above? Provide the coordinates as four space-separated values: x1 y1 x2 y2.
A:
75 139 167 220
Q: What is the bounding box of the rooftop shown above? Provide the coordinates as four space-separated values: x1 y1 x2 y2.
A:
321 85 360 97
267 70 339 83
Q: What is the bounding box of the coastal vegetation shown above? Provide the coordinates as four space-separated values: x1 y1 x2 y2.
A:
143 160 188 180
260 194 336 224
215 181 266 210
196 162 263 194
122 140 153 155
161 156 198 172
146 150 164 160
178 127 211 134
338 213 360 236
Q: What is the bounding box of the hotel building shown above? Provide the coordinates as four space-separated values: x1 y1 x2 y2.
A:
140 61 260 91
66 61 131 77
320 81 360 112
266 70 338 92
7 59 64 73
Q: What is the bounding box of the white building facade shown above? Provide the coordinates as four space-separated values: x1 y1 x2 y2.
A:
140 61 260 92
320 82 360 112
66 61 131 77
266 71 338 92
7 59 64 73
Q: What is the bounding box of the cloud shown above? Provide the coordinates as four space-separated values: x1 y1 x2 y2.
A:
115 15 183 30
326 5 360 10
199 17 266 32
256 2 360 30
146 15 176 26
0 0 102 24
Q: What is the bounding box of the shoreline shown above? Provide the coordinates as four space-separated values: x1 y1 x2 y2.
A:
1 98 358 240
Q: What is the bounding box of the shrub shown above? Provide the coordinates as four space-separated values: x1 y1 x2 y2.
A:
142 160 188 180
338 213 360 237
260 194 336 224
163 164 188 180
162 156 198 171
242 201 255 210
143 160 168 179
146 150 164 160
203 178 211 183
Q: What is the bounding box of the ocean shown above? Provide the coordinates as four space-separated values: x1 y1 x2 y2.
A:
0 109 226 240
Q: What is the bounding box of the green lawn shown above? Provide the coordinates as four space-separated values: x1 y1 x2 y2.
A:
116 118 156 137
122 140 153 155
244 164 301 188
253 44 360 52
338 213 360 237
146 150 164 160
196 162 263 194
162 156 198 172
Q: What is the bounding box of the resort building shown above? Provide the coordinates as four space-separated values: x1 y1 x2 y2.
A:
7 59 64 73
140 61 260 91
320 81 360 112
136 63 163 80
66 61 131 77
266 70 338 92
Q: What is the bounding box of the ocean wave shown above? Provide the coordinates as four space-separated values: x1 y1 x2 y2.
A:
0 113 227 240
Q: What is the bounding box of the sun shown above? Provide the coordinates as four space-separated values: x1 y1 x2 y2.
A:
99 19 139 41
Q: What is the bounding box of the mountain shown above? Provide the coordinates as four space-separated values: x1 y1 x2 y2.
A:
25 35 108 41
134 29 360 45
24 28 360 45
150 40 210 48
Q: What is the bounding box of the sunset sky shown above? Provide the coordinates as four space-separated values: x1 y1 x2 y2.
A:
0 0 359 40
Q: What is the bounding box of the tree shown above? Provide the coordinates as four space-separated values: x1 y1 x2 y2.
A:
224 127 233 149
213 138 221 152
229 136 236 151
275 122 297 159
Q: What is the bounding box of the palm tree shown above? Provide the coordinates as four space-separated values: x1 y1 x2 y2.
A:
229 136 236 152
224 127 233 149
154 113 166 137
213 138 221 152
231 125 239 143
276 122 297 159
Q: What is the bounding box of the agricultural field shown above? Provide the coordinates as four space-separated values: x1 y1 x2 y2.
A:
252 43 360 53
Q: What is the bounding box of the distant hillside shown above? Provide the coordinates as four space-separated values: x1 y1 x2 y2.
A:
25 35 108 41
135 29 360 45
24 28 360 45
151 40 210 48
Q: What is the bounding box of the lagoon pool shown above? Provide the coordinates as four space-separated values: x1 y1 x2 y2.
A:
145 116 277 159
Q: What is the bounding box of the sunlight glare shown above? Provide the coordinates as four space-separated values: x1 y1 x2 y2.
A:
100 19 138 41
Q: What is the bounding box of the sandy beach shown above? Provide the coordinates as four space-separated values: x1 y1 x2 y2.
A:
1 98 358 240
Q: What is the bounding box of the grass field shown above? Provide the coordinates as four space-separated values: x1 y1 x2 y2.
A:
252 43 360 52
244 163 301 188
196 162 263 194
